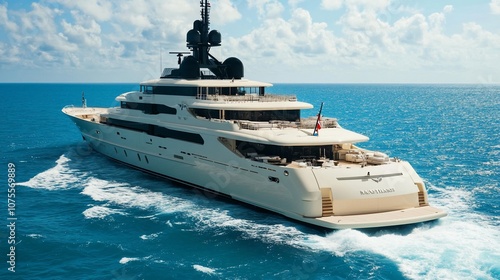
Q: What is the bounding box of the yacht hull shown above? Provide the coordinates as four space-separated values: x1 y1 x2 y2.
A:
63 107 446 229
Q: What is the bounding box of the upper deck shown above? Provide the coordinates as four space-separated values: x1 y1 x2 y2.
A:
134 77 313 111
140 77 272 88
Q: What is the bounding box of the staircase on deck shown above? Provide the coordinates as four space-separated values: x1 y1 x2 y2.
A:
321 188 334 217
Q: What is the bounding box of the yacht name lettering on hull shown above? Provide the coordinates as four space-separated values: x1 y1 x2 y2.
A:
360 188 396 195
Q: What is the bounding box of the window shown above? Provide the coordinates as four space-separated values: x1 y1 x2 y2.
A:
141 85 153 94
225 110 300 121
121 102 177 115
153 86 197 96
192 109 300 121
105 118 204 145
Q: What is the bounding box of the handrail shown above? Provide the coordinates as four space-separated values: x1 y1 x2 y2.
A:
236 118 338 130
196 93 297 102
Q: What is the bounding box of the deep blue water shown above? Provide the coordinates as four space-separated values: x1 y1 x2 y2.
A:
1 83 499 279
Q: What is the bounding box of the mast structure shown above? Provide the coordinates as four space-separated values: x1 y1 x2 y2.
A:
173 0 243 80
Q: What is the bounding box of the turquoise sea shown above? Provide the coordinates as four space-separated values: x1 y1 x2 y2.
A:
1 83 499 279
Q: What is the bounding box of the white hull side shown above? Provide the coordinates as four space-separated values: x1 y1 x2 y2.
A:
67 114 323 218
64 110 446 229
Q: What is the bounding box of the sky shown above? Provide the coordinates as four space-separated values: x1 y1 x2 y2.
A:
0 0 499 84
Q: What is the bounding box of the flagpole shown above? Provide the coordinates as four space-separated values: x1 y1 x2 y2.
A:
313 102 323 136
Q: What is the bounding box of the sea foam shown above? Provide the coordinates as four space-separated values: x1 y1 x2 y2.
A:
193 265 217 275
17 154 85 190
77 158 498 279
82 205 127 219
300 186 500 280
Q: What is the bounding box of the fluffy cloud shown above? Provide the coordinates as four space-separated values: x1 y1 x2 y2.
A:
0 4 18 32
51 0 113 21
212 0 242 24
61 16 102 48
248 0 285 19
321 0 343 10
0 1 499 83
226 7 336 70
12 3 78 67
491 0 500 14
228 1 500 82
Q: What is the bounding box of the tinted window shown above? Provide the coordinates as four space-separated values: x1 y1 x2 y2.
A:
153 86 197 96
106 118 204 145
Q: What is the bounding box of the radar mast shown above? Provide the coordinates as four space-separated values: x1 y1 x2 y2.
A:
166 0 244 80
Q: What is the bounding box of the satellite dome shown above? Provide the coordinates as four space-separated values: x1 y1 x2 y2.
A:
208 30 221 46
193 20 203 32
223 57 244 79
179 56 200 79
186 29 201 45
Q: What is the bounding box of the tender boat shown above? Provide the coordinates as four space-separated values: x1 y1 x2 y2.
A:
63 0 446 229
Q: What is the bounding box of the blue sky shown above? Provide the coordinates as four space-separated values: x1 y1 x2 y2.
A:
0 0 499 83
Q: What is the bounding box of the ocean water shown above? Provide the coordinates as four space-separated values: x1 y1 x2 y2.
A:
1 83 499 279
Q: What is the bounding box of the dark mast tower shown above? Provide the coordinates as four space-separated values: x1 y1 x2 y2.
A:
168 0 243 80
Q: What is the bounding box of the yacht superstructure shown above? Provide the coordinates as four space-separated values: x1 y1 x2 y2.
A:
63 0 446 229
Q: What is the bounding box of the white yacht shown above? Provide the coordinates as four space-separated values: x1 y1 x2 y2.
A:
63 0 446 229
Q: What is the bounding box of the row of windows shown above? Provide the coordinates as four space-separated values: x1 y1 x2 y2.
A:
106 118 204 145
192 109 300 122
120 102 177 115
140 85 265 97
198 87 265 96
140 85 197 96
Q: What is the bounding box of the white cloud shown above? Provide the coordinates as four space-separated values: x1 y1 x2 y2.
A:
0 4 18 32
321 0 343 10
344 0 390 13
52 0 113 21
288 0 305 8
20 3 78 63
61 18 102 48
490 0 500 14
226 7 337 70
211 0 242 25
0 1 499 83
248 0 285 19
443 5 453 13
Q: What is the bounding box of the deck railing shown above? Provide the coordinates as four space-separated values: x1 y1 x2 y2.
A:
236 118 338 130
196 93 297 102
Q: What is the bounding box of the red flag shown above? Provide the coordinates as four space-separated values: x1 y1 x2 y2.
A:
313 102 323 136
316 116 322 131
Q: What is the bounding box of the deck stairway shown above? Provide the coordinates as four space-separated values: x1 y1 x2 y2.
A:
321 188 334 217
418 191 427 206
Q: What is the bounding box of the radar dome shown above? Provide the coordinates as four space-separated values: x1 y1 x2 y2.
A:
186 29 201 45
223 57 244 79
208 30 221 46
193 20 203 32
179 56 200 79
